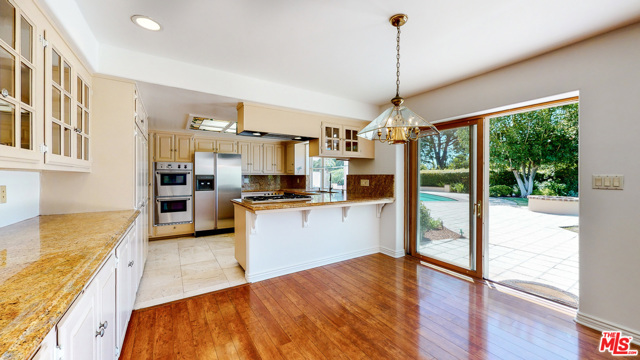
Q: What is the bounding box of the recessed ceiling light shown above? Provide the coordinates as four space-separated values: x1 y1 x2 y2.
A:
131 15 162 31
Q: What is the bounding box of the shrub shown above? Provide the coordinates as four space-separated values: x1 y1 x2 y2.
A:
489 185 513 197
489 170 517 187
420 169 469 187
450 183 466 193
539 180 569 196
419 203 443 233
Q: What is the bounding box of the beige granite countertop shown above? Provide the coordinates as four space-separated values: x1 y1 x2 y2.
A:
232 191 394 212
0 210 139 360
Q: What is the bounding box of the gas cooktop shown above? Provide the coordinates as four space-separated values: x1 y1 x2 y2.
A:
243 193 312 204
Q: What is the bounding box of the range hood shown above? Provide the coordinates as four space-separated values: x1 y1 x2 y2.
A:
237 130 315 142
237 102 322 142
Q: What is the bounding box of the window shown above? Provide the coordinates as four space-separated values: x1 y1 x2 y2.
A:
310 157 348 190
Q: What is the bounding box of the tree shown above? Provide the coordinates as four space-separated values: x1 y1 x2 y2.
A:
419 127 469 169
490 104 578 197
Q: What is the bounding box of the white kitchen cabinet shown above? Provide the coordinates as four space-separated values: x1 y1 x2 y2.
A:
134 88 148 137
216 139 237 153
263 144 284 174
238 141 263 174
249 143 263 174
154 133 192 162
43 28 93 170
194 138 237 153
115 221 143 353
286 143 307 175
30 328 56 360
56 255 116 360
135 126 148 210
238 141 251 173
309 122 374 159
263 144 275 173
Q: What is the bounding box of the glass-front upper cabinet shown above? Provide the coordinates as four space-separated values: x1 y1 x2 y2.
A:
0 0 36 160
44 28 91 169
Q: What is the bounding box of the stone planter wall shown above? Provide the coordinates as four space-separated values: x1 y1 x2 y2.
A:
528 195 579 216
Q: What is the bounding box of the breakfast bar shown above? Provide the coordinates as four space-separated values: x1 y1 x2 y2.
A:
232 192 394 282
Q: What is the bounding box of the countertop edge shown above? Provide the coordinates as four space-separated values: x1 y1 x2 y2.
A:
232 197 395 213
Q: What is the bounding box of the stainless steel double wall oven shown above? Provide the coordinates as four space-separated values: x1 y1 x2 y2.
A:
154 162 193 226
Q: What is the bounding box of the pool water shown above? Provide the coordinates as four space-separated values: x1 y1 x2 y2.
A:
420 193 456 202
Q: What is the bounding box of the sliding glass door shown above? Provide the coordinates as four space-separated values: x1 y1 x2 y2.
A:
409 118 484 277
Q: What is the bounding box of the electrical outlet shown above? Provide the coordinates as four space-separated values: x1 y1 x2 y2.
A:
360 179 369 187
0 185 6 204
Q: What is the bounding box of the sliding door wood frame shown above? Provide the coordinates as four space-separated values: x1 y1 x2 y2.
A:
408 117 485 279
405 95 579 279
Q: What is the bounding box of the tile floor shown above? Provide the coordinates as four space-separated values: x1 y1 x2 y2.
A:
134 233 246 309
418 192 579 297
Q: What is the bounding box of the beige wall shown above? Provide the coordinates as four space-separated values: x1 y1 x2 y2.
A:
40 76 136 214
350 142 405 257
392 22 640 334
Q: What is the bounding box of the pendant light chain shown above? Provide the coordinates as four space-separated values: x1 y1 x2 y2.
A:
395 25 401 99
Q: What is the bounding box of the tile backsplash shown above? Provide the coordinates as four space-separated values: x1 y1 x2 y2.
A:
346 175 395 198
242 175 306 191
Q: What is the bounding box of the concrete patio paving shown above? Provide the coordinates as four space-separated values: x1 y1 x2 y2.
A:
419 191 579 298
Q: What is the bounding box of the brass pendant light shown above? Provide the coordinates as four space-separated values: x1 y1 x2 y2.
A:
357 14 439 144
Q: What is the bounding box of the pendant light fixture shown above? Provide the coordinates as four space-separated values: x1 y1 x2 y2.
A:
357 14 439 144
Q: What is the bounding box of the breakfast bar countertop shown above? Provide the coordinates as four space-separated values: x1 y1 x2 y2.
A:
232 191 394 212
0 210 139 360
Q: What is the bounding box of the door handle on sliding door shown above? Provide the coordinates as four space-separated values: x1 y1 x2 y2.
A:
475 201 482 218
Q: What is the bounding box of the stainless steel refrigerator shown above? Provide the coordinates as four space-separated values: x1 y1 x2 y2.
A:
194 152 242 236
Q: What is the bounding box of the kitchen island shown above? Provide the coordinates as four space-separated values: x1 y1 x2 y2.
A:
232 192 394 282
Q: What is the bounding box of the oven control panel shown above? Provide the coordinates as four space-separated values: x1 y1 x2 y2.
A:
155 162 193 170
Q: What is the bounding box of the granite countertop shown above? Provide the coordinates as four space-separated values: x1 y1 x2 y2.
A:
232 191 394 212
0 210 139 360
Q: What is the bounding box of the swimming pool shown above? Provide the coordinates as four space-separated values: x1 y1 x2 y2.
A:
419 192 456 202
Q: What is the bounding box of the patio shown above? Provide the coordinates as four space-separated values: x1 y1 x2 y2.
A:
418 192 579 299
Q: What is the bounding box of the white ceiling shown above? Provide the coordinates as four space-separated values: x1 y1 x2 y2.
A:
64 0 640 128
72 0 640 104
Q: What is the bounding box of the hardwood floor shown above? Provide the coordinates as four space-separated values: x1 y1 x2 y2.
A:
120 254 635 359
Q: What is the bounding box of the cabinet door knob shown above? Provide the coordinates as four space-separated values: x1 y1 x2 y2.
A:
128 260 134 267
95 328 105 337
100 321 108 330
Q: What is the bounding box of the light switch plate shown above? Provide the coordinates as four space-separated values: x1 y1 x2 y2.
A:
592 175 624 190
360 179 370 187
0 185 6 204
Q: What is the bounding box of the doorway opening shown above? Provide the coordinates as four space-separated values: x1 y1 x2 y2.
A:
486 101 579 307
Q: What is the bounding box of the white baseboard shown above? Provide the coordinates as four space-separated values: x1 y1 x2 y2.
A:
379 246 406 258
246 247 381 283
576 312 640 345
